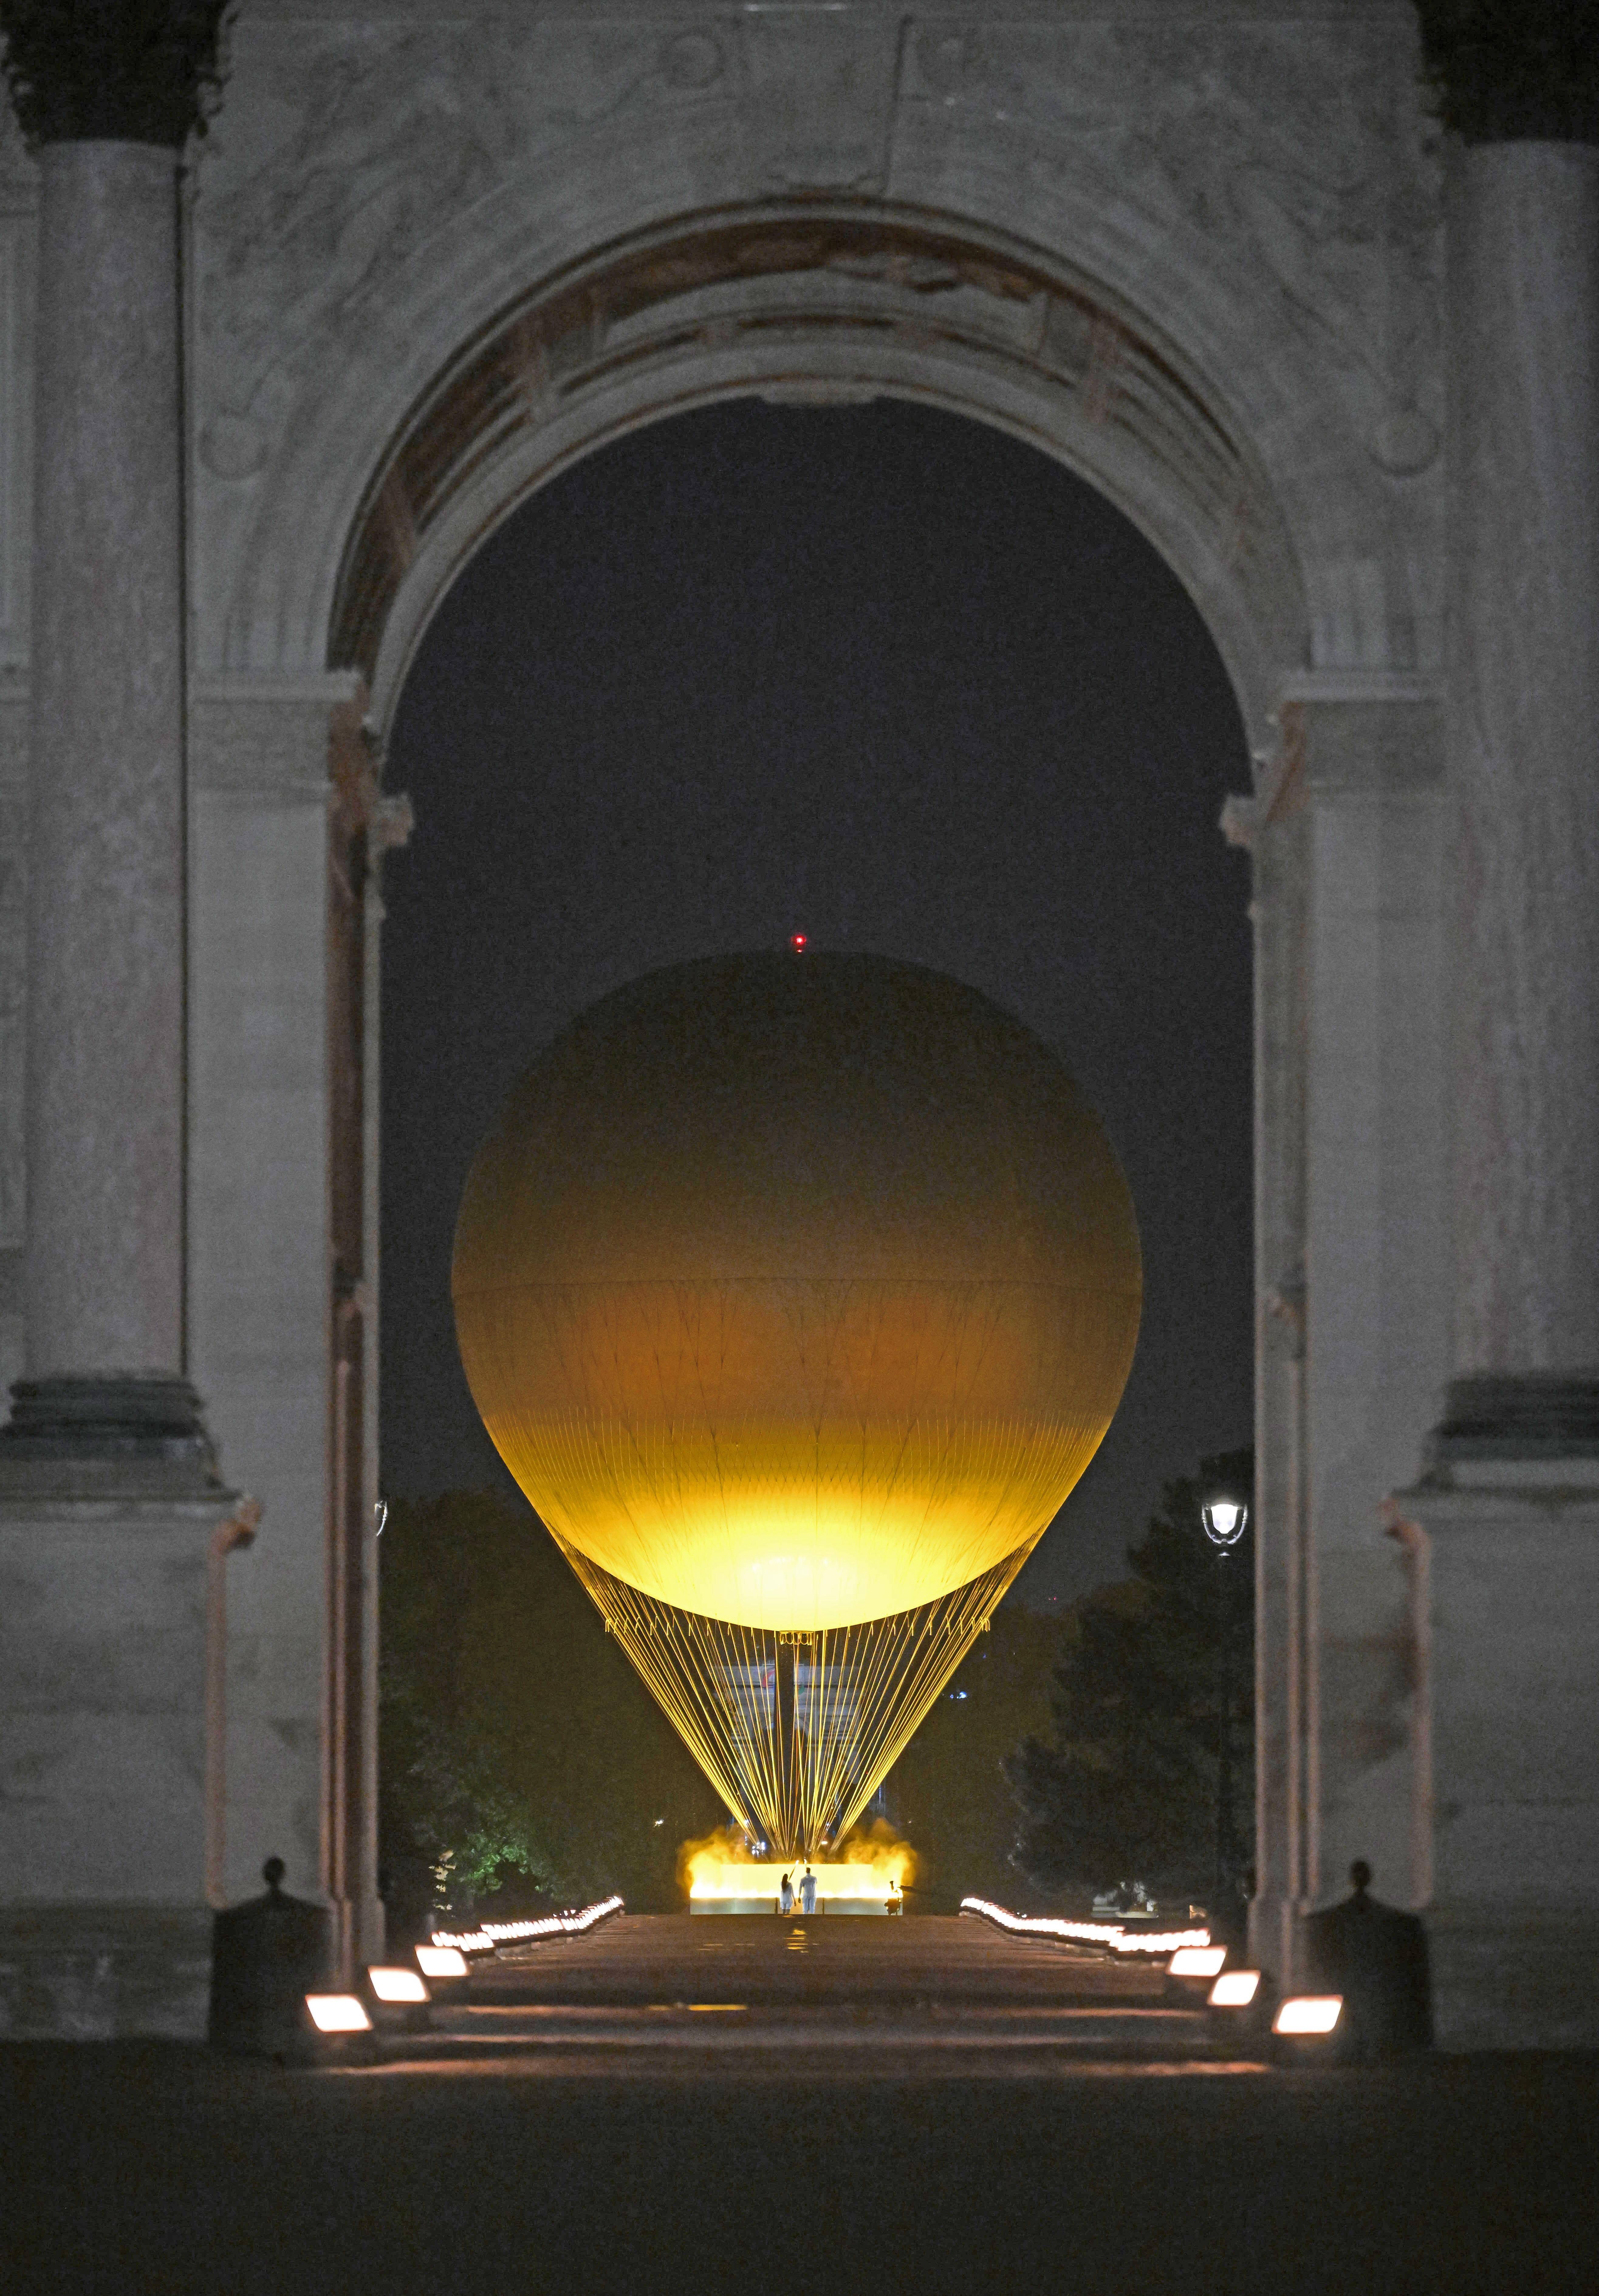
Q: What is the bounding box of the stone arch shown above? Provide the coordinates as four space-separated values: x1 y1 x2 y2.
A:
321 204 1308 747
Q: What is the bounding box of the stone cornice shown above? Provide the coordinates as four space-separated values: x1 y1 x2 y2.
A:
1416 1 1599 145
0 0 228 149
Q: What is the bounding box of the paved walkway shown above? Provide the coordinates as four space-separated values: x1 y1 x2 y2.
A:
3 1915 1596 2294
443 1912 1204 2068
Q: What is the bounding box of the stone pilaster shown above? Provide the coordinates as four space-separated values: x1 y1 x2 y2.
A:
1391 133 1599 2047
1233 684 1452 1987
1224 745 1310 1987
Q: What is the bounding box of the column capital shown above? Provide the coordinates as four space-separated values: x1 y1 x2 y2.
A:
0 3 229 150
1417 2 1599 145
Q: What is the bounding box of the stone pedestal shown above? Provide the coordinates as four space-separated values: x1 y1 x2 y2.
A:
0 1381 239 2038
1388 1446 1599 2048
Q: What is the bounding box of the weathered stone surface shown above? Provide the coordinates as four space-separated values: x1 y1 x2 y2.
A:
0 1497 231 1929
0 1902 212 2040
1388 1467 1599 2048
24 144 185 1379
1449 144 1599 1381
187 2 1441 717
188 688 349 1912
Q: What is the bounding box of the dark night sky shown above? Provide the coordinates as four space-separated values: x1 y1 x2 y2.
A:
379 397 1253 1608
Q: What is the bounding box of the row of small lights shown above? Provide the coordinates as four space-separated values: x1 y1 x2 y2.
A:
959 1896 1211 1957
963 1899 1343 2037
428 1894 627 1955
309 1890 1341 2044
305 1894 626 2035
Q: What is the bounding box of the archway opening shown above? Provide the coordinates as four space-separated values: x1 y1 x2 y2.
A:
374 394 1252 1920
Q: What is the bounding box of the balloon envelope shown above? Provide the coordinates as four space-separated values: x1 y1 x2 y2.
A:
453 953 1141 1633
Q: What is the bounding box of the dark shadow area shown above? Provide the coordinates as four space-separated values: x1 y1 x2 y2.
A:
379 396 1253 1609
4 2038 1596 2296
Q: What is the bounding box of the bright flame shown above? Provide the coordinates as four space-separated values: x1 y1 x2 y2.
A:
680 1821 915 1902
678 1823 755 1901
1274 1994 1342 2035
834 1819 917 1891
1210 1970 1262 2007
368 1967 429 2003
1168 1945 1227 1978
306 1994 372 2034
416 1945 468 1978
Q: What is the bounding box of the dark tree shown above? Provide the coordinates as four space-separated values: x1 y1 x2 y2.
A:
379 1489 723 1936
881 1605 1066 1909
1006 1448 1254 1909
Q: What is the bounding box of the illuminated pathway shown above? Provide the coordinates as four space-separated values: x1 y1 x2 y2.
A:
413 1914 1226 2074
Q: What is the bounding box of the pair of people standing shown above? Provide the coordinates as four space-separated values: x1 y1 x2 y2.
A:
778 1867 817 1915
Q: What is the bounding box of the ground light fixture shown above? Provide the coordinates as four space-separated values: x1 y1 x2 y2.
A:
1166 1943 1228 2000
369 1967 429 2003
1205 1966 1269 2053
1274 1995 1343 2035
1169 1946 1227 1978
415 1945 468 1978
365 1965 432 2035
304 1993 373 2035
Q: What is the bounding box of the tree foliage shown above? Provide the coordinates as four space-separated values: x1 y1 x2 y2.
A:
380 1489 723 1937
1006 1449 1255 1909
880 1606 1066 1909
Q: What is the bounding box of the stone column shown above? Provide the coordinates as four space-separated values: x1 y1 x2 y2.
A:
2 142 212 1463
0 12 235 2038
1445 144 1599 1417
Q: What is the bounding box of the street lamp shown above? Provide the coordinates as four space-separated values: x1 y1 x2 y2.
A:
1201 1496 1249 1932
1202 1499 1247 1549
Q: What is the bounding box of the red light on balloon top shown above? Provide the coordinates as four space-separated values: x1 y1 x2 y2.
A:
789 933 808 955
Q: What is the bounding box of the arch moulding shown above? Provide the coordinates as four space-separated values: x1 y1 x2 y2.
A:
324 203 1308 749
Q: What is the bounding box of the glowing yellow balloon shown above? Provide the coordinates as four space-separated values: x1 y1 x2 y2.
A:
453 953 1140 1633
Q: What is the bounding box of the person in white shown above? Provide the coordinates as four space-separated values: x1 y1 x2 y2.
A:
779 1871 795 1915
799 1866 817 1914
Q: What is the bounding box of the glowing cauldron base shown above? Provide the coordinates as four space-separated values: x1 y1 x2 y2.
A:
689 1863 903 1916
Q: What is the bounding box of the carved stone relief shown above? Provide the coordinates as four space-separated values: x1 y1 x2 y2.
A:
896 13 1444 460
321 209 1303 690
194 8 1441 486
